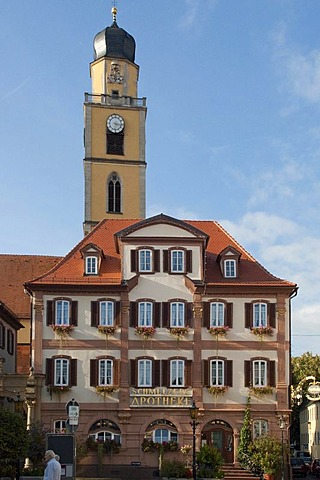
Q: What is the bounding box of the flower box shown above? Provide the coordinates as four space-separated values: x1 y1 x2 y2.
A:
135 326 156 339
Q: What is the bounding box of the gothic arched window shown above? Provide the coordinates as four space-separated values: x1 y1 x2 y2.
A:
107 173 121 213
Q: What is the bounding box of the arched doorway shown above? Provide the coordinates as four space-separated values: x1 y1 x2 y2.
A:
201 419 234 463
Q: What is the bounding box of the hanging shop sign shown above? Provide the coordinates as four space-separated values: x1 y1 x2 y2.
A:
130 387 193 407
306 382 320 401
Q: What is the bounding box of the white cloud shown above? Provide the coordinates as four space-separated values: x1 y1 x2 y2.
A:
178 0 218 29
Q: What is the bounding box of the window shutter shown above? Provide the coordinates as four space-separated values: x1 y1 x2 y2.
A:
70 359 77 386
226 360 233 387
185 360 192 387
163 250 169 272
91 302 99 327
45 358 54 386
115 301 121 326
131 250 137 273
226 303 233 328
154 250 160 272
244 360 251 387
90 359 98 386
71 301 78 327
154 360 161 387
268 303 276 328
162 302 169 328
186 303 194 328
269 360 276 387
186 250 192 273
130 359 137 387
130 302 138 327
113 359 120 386
161 360 169 387
154 303 161 328
203 360 209 387
203 303 210 328
46 301 53 326
245 303 252 329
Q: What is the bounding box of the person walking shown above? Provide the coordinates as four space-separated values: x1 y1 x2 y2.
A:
43 450 61 480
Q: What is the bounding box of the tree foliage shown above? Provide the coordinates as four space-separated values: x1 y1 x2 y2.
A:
237 396 252 466
0 408 29 478
292 351 320 387
25 421 48 471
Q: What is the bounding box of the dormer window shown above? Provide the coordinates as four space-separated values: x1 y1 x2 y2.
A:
171 250 184 272
139 249 152 272
86 256 98 275
81 243 103 276
224 259 236 278
163 248 192 274
217 246 241 279
131 248 160 274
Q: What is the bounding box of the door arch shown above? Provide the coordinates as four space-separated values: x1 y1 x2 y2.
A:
201 419 234 463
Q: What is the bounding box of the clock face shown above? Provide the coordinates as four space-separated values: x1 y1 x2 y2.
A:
107 114 124 133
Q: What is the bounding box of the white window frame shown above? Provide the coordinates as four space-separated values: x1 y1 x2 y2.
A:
170 302 185 327
171 250 184 273
224 259 236 278
99 301 114 326
54 358 69 386
170 359 184 387
138 359 152 387
253 360 267 387
55 300 70 326
210 359 225 386
253 303 267 327
89 431 121 444
253 419 268 439
98 359 113 386
210 302 225 327
54 420 66 433
139 249 152 272
153 428 178 443
86 256 98 274
138 302 153 327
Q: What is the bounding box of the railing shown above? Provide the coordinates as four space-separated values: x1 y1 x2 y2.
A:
84 93 147 108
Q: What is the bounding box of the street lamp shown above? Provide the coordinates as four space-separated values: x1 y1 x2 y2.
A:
189 400 199 480
278 415 288 480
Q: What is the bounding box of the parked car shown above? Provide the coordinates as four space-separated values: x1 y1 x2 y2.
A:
291 457 309 478
311 458 320 477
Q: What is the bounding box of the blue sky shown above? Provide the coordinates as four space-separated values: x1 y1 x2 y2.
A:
1 0 320 356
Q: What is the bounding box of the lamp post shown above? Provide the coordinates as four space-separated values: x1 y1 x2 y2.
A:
189 400 199 480
278 415 288 480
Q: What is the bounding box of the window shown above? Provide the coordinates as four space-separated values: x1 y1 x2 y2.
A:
107 173 121 213
210 359 224 386
224 259 236 278
90 357 119 387
56 300 70 325
45 356 77 388
244 358 275 388
89 418 121 445
7 330 14 355
154 428 178 443
253 420 268 439
138 359 152 387
46 298 78 327
86 256 98 275
90 431 121 444
245 302 276 329
170 302 185 327
99 359 113 386
210 302 225 327
139 249 152 272
170 359 184 387
253 303 267 327
55 358 70 386
138 302 153 327
54 420 66 433
171 250 184 272
253 360 267 387
100 301 114 326
145 419 178 445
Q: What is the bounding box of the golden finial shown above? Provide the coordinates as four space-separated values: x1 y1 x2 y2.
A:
111 3 118 23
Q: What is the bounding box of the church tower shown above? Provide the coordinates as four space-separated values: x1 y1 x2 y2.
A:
83 7 147 235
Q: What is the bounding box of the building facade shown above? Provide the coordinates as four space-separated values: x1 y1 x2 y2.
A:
25 213 296 474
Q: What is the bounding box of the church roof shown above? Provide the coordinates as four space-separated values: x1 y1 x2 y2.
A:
93 7 136 63
25 216 296 291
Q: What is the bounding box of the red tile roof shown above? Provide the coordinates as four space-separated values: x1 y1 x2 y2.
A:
0 255 62 319
25 217 296 289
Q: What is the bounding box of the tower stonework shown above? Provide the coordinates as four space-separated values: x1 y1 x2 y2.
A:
83 8 147 236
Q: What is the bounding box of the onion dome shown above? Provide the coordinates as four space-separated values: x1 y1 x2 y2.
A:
93 7 136 63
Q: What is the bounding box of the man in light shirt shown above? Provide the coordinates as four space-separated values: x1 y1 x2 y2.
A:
43 450 61 480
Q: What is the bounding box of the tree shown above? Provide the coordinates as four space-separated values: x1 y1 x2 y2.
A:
292 351 320 387
0 408 29 478
25 421 49 473
237 396 252 467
